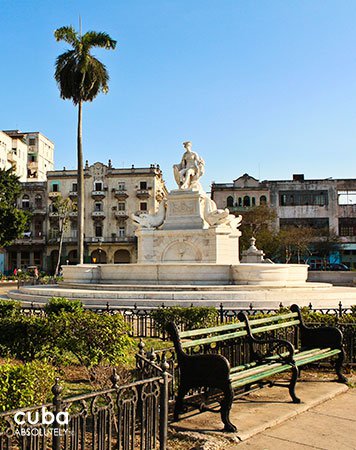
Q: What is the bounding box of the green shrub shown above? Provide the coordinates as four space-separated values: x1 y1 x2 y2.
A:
151 306 217 333
44 297 83 315
0 360 56 411
0 299 21 318
0 315 57 361
53 311 134 370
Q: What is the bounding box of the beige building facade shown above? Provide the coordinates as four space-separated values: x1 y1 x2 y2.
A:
0 130 54 182
45 161 167 271
212 173 356 268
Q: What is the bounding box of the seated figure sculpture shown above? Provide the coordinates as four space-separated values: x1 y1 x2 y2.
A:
173 141 205 191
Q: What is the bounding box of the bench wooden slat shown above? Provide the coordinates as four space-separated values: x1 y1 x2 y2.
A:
231 348 341 388
251 319 300 334
230 347 327 374
246 312 299 326
180 321 245 338
181 329 247 349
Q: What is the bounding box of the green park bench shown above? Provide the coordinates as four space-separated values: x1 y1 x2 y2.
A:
166 304 347 432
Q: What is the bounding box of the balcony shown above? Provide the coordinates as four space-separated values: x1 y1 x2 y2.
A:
69 191 78 199
115 210 129 220
48 191 61 198
14 235 46 245
136 189 150 199
7 151 16 163
69 211 78 217
92 211 105 219
32 207 46 215
113 189 128 200
91 190 106 200
49 211 59 218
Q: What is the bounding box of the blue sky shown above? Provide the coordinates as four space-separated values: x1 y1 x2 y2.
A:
1 0 355 191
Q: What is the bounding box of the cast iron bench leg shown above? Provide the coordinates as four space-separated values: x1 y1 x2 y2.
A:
289 364 301 404
335 351 348 383
220 382 237 432
174 384 189 420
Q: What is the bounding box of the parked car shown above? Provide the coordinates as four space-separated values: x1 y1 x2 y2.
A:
325 263 350 271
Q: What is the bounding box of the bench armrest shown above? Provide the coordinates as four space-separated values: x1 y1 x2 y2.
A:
290 305 344 350
237 312 296 364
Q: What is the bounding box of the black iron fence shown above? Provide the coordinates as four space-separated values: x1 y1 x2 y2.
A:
16 301 356 366
0 367 171 450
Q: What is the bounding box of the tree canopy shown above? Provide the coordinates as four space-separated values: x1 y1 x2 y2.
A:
0 169 28 247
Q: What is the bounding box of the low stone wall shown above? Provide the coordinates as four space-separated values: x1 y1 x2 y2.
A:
307 271 356 286
62 263 309 287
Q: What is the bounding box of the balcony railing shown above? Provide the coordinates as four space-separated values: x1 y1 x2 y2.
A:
115 210 128 219
91 211 106 219
48 191 60 198
136 189 150 199
113 189 128 200
91 190 106 199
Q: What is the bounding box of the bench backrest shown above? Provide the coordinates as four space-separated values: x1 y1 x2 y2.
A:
178 312 301 349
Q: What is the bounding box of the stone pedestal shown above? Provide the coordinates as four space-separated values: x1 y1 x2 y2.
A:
136 227 240 264
135 190 240 264
162 190 207 230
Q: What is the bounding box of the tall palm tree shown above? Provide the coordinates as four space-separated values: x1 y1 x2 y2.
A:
54 26 116 264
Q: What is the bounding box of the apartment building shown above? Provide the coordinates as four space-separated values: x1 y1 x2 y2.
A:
45 161 166 270
5 181 47 270
3 161 167 273
0 130 54 181
211 174 356 268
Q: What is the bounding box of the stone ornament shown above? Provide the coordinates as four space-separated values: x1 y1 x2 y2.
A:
130 200 166 229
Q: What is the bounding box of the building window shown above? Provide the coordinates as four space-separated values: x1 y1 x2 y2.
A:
94 181 103 191
118 202 126 211
29 138 36 146
22 195 30 209
140 202 147 211
34 220 42 237
52 183 59 192
94 202 103 212
95 224 103 237
339 218 356 236
226 196 234 207
260 195 267 205
243 196 250 207
71 221 78 238
118 182 125 191
338 191 356 205
279 191 328 207
35 194 42 208
140 181 147 190
118 226 125 238
238 197 242 207
280 218 329 231
72 183 78 192
252 197 256 206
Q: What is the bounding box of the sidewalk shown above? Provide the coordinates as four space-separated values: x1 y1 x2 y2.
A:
169 373 355 449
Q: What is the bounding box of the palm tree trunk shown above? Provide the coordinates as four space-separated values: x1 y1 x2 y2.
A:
55 218 64 276
77 100 84 264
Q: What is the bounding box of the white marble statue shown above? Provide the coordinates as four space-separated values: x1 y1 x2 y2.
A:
204 196 242 229
130 201 166 229
173 141 205 191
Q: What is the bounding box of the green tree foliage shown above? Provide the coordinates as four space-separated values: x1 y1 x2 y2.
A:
0 361 56 411
54 26 116 264
150 306 217 333
239 206 280 259
278 226 316 263
0 168 28 247
50 195 76 275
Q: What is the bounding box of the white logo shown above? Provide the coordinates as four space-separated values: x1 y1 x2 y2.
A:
14 407 69 426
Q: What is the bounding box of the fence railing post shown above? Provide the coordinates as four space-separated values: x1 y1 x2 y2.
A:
52 378 62 450
219 303 224 324
159 353 170 450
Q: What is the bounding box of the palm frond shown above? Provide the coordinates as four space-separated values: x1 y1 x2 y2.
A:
54 26 79 47
82 31 117 51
